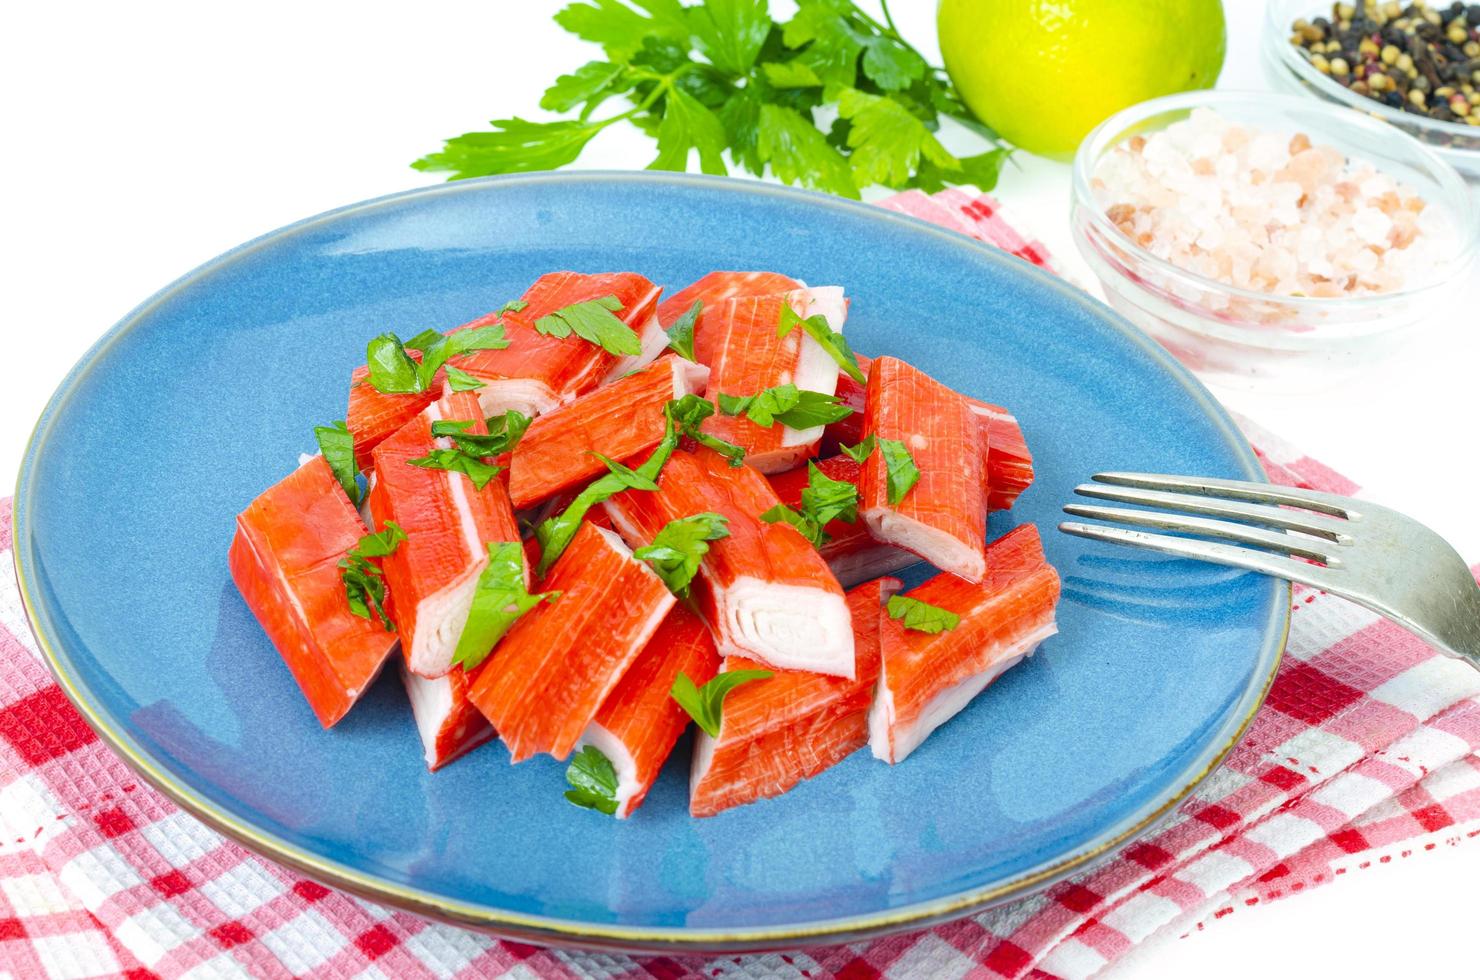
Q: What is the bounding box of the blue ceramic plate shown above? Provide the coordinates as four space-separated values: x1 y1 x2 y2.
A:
14 173 1288 951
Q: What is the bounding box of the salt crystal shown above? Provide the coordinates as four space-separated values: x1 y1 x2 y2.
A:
1091 110 1452 301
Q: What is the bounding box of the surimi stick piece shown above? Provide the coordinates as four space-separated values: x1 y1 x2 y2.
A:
869 525 1060 764
604 448 855 677
455 271 663 418
507 354 709 510
346 351 443 470
228 456 399 728
765 457 920 588
703 287 845 474
368 390 523 678
861 356 987 582
689 577 896 818
825 353 1035 512
401 662 494 771
575 607 721 818
658 271 803 366
469 521 675 763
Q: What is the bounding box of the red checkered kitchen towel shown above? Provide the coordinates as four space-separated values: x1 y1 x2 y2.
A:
3 190 1479 980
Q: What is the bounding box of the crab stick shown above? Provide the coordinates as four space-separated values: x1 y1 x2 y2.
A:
345 351 444 470
860 356 987 582
869 525 1060 764
367 390 522 678
658 270 803 367
689 577 895 817
825 354 1034 512
507 354 709 510
228 456 399 728
765 456 919 587
455 271 663 418
469 521 675 763
604 447 855 677
401 661 494 770
574 607 721 818
702 287 846 474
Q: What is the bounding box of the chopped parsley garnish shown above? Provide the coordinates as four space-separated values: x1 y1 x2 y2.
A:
759 462 859 548
634 513 730 598
777 302 865 384
717 384 854 429
453 541 560 670
665 299 702 361
408 451 504 490
886 594 959 634
593 452 659 492
430 410 531 457
564 745 620 815
313 419 361 506
839 434 876 463
443 364 485 392
338 521 406 631
534 295 641 357
670 669 773 738
500 298 529 315
878 437 920 505
365 325 508 395
668 393 745 466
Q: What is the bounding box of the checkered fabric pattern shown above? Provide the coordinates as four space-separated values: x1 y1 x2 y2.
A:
2 191 1477 979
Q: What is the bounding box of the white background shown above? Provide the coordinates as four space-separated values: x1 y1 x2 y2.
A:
4 1 1478 976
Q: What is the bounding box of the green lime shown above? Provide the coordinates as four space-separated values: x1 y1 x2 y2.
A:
937 0 1227 160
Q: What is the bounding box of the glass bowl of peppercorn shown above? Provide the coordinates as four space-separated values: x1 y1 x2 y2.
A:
1072 90 1477 390
1265 0 1480 179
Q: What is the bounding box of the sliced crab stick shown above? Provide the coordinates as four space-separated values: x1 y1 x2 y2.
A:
869 525 1060 764
689 577 895 818
345 351 443 470
826 354 1034 512
701 287 846 474
367 390 522 678
506 354 709 510
765 456 919 588
604 447 855 677
228 456 399 728
658 270 803 367
575 606 721 818
401 661 494 771
469 521 675 763
455 271 663 418
860 356 987 582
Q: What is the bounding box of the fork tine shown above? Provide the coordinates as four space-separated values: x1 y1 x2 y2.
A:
1073 484 1354 543
1059 521 1334 589
1061 504 1338 563
1093 472 1354 518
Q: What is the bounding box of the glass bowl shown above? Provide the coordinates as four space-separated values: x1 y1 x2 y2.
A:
1261 0 1480 181
1070 91 1478 390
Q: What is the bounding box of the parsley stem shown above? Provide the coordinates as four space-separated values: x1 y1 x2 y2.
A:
879 0 901 39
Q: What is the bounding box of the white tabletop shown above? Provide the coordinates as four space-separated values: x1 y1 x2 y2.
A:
4 2 1477 975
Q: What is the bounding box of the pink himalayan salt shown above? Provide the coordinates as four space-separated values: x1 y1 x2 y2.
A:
1091 109 1451 298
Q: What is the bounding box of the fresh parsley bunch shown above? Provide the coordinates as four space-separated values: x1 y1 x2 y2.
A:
413 0 1008 197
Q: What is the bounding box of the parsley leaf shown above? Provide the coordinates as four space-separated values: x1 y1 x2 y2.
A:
554 0 689 62
366 334 423 394
670 668 772 737
689 0 770 75
886 594 960 634
634 512 730 597
839 433 876 463
777 302 865 384
313 420 361 506
669 393 746 466
878 436 920 505
338 521 406 631
860 35 927 92
534 296 642 357
651 87 729 175
759 461 857 547
837 87 958 189
666 299 702 360
408 450 504 490
717 383 853 429
757 103 858 198
418 325 509 389
443 365 485 392
593 452 660 492
454 542 560 670
413 118 608 180
429 411 531 458
403 329 445 352
541 60 628 112
500 299 529 315
564 745 621 814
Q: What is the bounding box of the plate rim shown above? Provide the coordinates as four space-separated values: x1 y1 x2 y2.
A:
11 170 1291 952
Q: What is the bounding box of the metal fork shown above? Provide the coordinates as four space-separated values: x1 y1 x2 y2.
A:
1059 473 1480 668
